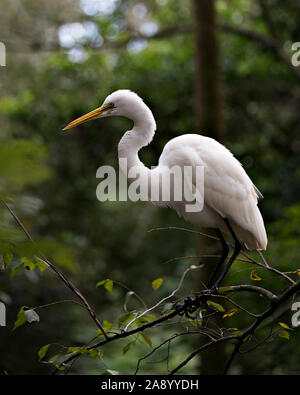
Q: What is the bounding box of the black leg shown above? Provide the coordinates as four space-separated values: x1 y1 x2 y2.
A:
206 229 229 289
176 220 241 318
212 218 241 290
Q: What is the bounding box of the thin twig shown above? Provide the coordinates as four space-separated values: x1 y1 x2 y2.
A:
111 279 147 311
169 334 239 375
150 225 295 284
33 299 86 310
124 264 203 331
223 279 300 374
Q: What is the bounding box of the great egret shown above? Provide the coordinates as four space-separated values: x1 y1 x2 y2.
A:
63 89 267 293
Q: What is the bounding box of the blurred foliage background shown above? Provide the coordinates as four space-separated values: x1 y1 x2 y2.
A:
0 0 300 375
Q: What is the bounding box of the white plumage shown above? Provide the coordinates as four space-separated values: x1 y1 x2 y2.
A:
159 134 267 250
63 89 267 289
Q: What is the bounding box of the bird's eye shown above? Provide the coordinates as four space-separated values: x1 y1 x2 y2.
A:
106 103 115 109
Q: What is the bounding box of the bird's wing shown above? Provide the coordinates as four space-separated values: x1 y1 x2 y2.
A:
159 134 267 250
202 147 267 250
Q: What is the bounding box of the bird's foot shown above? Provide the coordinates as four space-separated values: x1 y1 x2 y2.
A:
176 286 220 318
175 296 199 319
176 293 211 319
195 284 219 297
194 285 222 314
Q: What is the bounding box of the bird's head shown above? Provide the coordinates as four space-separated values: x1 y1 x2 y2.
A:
62 90 146 131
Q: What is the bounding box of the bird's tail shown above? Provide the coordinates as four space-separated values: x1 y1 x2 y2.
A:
229 205 268 250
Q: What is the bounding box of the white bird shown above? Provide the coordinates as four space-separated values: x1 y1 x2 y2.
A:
63 89 267 292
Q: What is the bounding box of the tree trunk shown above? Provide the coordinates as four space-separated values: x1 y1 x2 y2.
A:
192 0 227 374
193 0 224 142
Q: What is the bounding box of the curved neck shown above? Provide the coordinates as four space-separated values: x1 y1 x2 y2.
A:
118 103 156 171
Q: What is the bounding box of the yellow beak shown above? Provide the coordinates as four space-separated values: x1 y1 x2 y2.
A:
62 103 111 131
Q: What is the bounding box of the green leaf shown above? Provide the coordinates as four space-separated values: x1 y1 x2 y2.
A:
141 333 152 347
243 334 252 343
10 257 47 278
89 349 98 358
76 347 88 354
152 278 163 290
55 364 66 371
123 341 136 354
89 349 103 358
250 270 262 281
218 286 234 294
10 263 23 279
135 315 157 327
142 314 157 322
135 317 147 327
232 330 243 336
122 343 131 354
67 347 81 355
223 308 238 318
96 279 113 293
96 279 108 288
278 322 292 330
97 321 112 338
21 257 36 271
118 312 135 328
103 320 113 332
13 306 28 330
104 280 113 293
38 344 51 361
207 300 225 312
143 315 157 321
34 259 48 273
1 243 14 269
188 317 203 327
16 239 77 272
278 330 290 340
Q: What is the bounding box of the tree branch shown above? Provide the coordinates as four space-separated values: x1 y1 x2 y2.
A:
221 284 278 302
169 334 239 375
2 200 109 339
223 278 300 374
4 202 299 374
